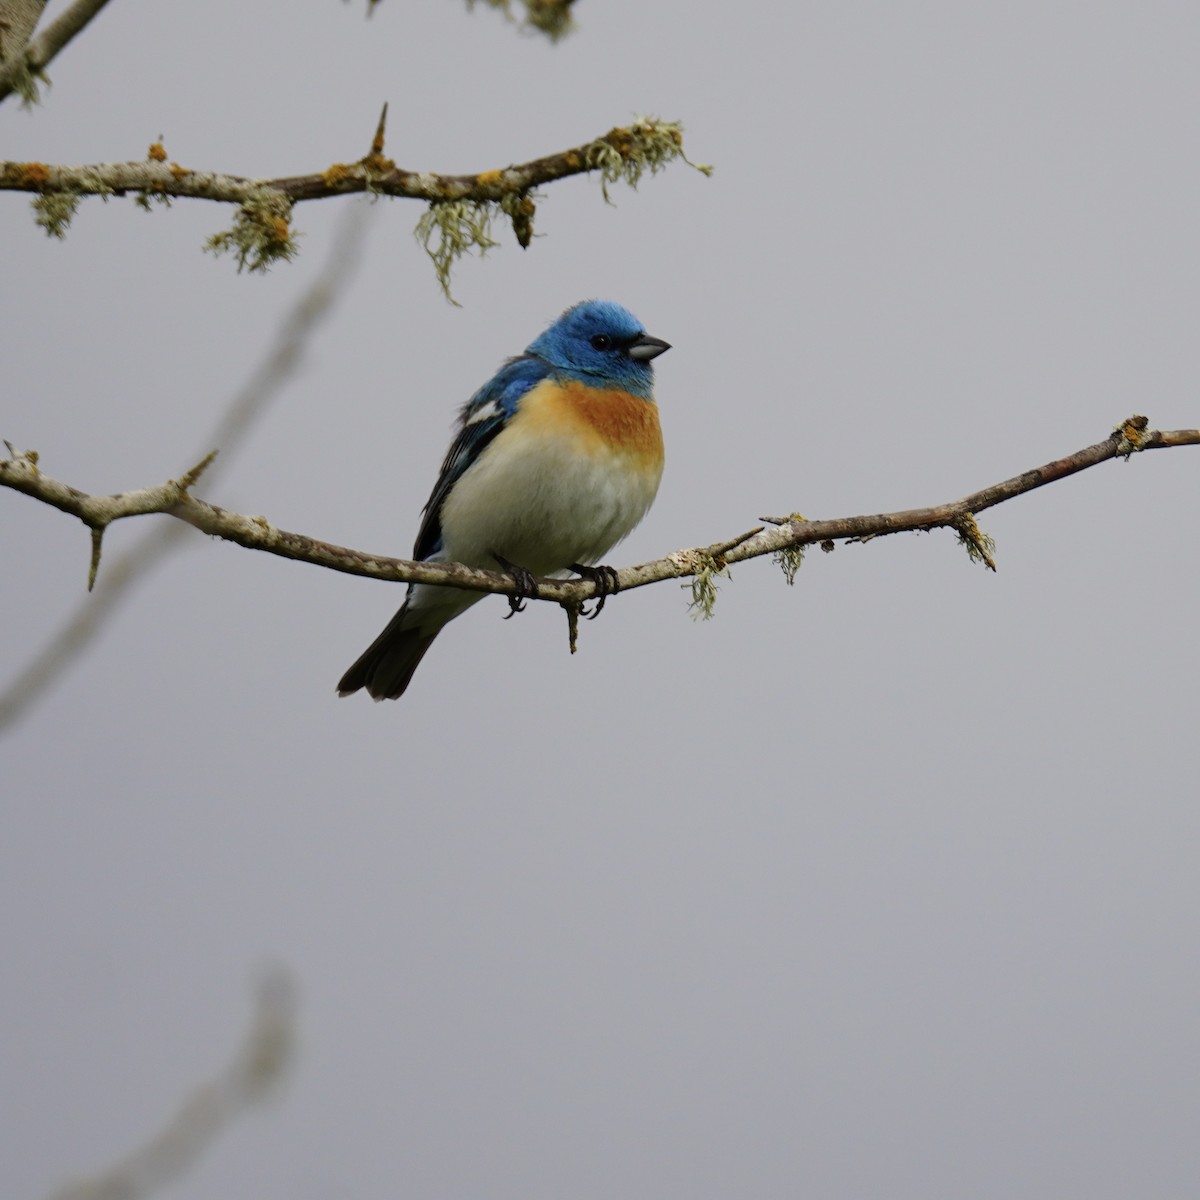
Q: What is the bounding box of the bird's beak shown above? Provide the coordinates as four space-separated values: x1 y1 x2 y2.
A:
628 334 671 362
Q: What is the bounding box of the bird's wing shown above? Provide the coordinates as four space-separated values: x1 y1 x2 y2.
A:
412 355 550 561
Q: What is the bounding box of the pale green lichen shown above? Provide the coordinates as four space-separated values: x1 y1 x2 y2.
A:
774 544 806 586
205 188 300 274
586 116 714 203
10 60 47 107
75 169 114 201
686 554 730 621
32 192 80 239
771 513 808 585
953 513 997 571
134 191 173 212
415 199 499 304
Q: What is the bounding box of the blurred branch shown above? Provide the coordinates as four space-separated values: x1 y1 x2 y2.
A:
0 2 47 65
2 115 711 287
45 972 296 1200
0 0 113 105
0 200 373 735
4 415 1196 631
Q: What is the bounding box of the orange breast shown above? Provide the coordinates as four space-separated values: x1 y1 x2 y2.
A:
520 378 664 467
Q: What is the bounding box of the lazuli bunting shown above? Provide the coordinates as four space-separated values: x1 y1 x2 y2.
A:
338 299 670 701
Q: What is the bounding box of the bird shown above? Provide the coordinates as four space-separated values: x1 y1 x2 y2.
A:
337 299 671 701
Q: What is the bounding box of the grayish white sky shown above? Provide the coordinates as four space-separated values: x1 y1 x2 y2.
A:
3 2 1199 1197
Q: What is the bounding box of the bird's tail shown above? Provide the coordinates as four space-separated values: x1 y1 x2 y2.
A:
337 601 439 701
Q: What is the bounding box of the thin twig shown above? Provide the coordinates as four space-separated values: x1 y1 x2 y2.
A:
707 526 765 559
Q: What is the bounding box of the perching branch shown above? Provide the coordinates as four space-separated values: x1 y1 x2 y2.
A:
0 0 113 105
2 113 711 290
4 415 1195 622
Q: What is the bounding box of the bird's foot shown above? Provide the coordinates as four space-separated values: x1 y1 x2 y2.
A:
494 554 540 618
569 563 620 619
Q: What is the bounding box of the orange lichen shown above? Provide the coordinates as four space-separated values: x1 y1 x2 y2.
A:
605 127 633 157
169 162 192 180
269 216 290 242
18 162 50 187
363 153 394 174
1120 415 1149 448
147 143 167 162
321 162 353 187
476 168 503 188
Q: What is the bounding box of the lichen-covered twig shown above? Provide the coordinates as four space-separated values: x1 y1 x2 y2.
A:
2 116 712 289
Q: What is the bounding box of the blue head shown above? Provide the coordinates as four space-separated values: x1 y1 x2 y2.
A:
526 300 670 398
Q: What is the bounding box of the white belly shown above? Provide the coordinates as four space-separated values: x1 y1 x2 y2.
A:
438 422 662 577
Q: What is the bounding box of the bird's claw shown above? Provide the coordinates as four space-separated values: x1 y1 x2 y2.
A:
494 554 540 618
570 563 620 619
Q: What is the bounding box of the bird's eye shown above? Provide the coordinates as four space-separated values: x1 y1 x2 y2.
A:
590 334 613 351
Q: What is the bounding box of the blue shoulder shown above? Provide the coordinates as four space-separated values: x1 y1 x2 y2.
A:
458 355 550 425
412 355 550 561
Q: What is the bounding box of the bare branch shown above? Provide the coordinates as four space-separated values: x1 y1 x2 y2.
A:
4 416 1196 620
0 0 113 105
45 972 295 1200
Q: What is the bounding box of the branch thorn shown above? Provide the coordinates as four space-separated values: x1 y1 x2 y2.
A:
708 526 765 558
370 102 389 159
87 525 105 592
562 600 581 654
178 449 218 492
